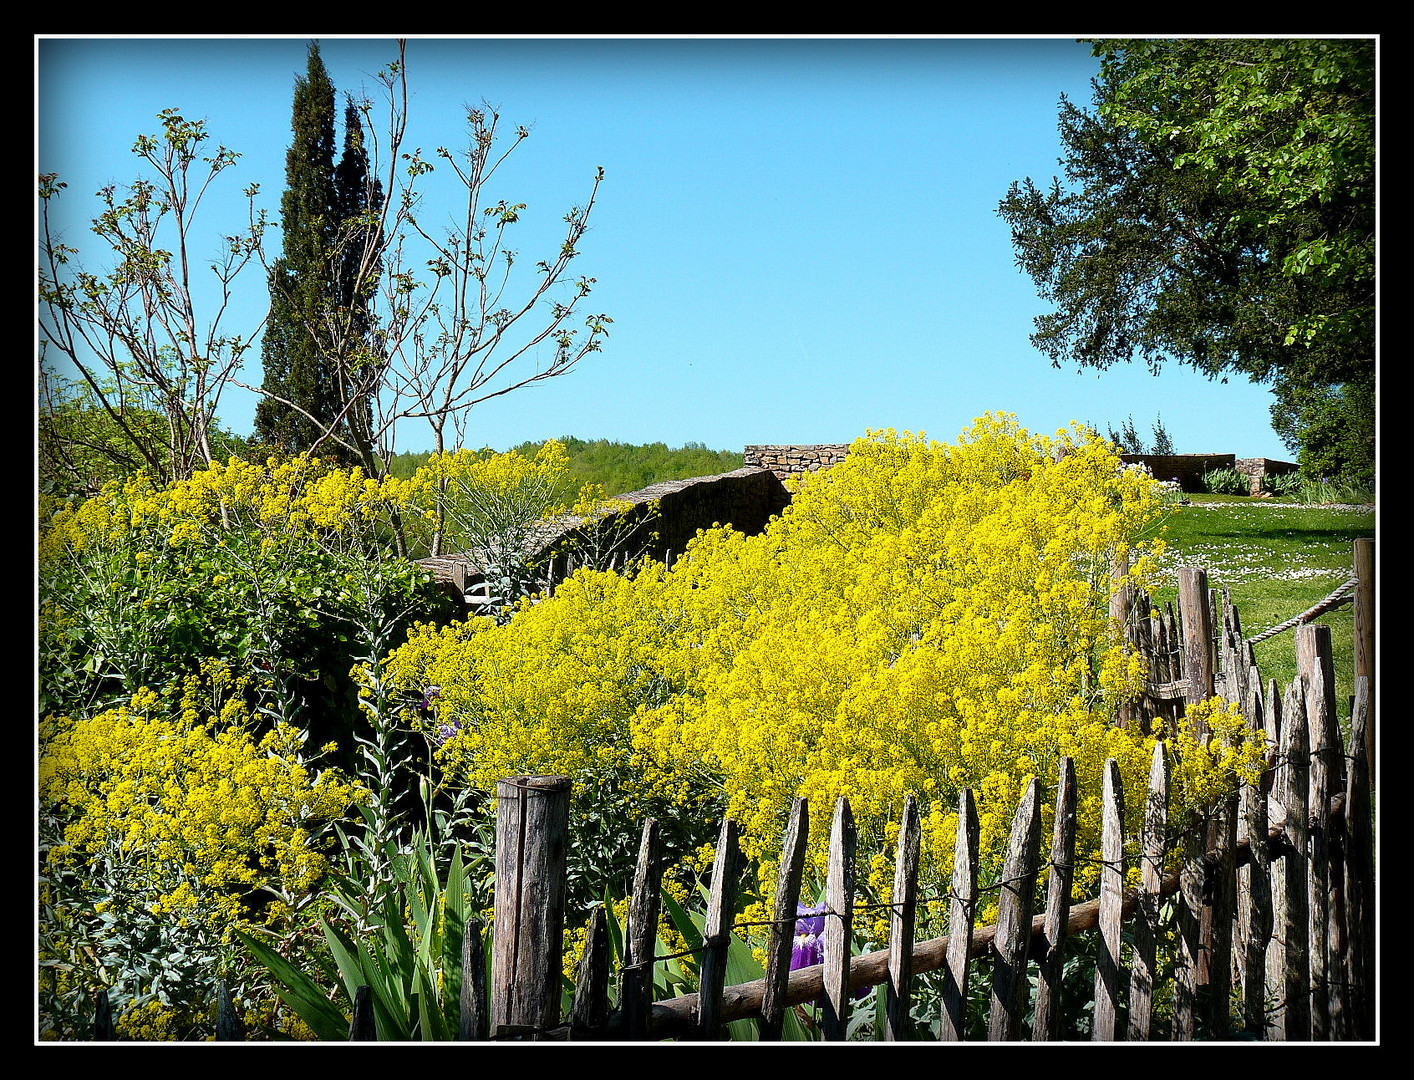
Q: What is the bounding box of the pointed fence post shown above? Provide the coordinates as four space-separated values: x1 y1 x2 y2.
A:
1277 680 1311 1041
1240 758 1273 1038
491 775 571 1040
1128 741 1170 1041
1298 623 1344 1040
939 788 979 1042
885 795 921 1041
1344 677 1375 1040
1173 795 1205 1041
1033 757 1077 1041
761 798 809 1040
822 797 857 1041
1179 567 1216 724
1093 759 1126 1041
458 916 489 1040
1352 538 1373 788
569 906 611 1040
988 778 1042 1041
695 816 743 1040
621 818 662 1041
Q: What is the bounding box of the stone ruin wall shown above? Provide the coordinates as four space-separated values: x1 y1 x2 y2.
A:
422 444 1299 596
1119 454 1298 496
742 444 851 482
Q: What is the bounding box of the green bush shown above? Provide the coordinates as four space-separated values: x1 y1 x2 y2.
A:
1200 467 1249 496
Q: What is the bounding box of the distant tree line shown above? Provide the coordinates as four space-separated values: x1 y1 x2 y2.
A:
385 437 745 497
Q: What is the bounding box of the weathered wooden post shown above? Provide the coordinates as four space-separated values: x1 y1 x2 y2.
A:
1093 760 1126 1041
491 775 572 1040
821 798 857 1042
1033 758 1077 1041
989 778 1042 1041
939 788 979 1042
1178 567 1216 725
761 798 809 1040
1353 538 1373 785
884 795 921 1042
459 916 489 1040
696 816 743 1040
621 818 663 1041
1128 741 1170 1041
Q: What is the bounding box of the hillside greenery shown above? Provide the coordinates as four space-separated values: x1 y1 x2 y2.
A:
385 436 745 497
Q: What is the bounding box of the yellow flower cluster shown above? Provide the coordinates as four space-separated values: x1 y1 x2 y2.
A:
39 662 363 936
380 417 1267 920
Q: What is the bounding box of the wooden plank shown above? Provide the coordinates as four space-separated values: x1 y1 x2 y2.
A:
988 777 1042 1041
1297 627 1334 1041
491 775 572 1040
569 906 611 1039
938 788 979 1042
1033 757 1077 1041
458 916 489 1040
696 816 743 1040
1344 677 1375 1040
621 818 662 1041
1093 759 1126 1041
1173 808 1204 1041
822 797 857 1041
1278 679 1311 1041
1352 539 1373 787
1128 741 1169 1041
1240 763 1273 1038
761 798 809 1040
885 796 921 1041
1179 568 1216 722
1205 784 1237 1039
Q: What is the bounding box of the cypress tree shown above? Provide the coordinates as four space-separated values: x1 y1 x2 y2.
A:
255 42 341 456
330 96 382 462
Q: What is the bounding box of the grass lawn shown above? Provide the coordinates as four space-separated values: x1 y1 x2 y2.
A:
1139 493 1376 728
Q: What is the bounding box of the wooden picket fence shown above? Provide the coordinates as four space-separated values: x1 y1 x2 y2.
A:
91 543 1377 1042
437 542 1376 1042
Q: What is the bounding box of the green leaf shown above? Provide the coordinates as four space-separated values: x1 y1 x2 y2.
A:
237 930 349 1040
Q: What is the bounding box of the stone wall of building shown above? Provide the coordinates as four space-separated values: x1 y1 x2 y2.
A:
743 444 851 482
1119 453 1299 494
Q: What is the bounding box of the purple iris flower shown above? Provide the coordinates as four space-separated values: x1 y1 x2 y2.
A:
418 685 442 717
418 686 460 747
791 902 828 970
792 900 868 1001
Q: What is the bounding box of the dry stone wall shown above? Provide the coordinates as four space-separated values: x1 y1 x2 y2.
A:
743 444 851 482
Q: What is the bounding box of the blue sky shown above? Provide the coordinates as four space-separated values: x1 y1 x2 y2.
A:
37 35 1307 460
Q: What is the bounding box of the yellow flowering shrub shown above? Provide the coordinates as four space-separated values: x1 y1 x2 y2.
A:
38 661 363 1038
379 416 1264 929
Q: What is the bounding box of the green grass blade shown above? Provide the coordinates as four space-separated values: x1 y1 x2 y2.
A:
237 930 349 1041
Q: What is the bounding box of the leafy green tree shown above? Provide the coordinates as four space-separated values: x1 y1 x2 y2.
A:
38 114 267 485
38 366 248 498
998 38 1374 483
1270 378 1375 488
42 40 610 515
